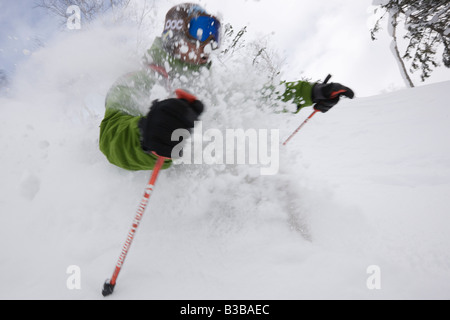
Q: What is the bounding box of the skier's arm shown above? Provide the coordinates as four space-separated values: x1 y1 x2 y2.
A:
99 80 204 171
99 75 173 171
99 108 173 171
280 79 355 113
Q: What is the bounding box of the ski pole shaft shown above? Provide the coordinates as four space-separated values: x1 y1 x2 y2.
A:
102 154 166 297
282 110 318 146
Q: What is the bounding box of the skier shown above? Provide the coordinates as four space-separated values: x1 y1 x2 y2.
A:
99 2 354 171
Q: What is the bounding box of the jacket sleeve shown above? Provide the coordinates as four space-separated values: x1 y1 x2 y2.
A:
99 71 172 171
279 80 315 113
99 108 172 171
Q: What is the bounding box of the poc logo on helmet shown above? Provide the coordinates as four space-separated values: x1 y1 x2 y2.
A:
165 19 183 31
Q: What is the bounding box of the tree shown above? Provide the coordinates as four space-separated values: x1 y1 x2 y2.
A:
371 0 450 86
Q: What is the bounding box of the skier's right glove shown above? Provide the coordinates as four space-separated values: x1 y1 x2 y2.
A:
139 98 204 158
312 82 355 113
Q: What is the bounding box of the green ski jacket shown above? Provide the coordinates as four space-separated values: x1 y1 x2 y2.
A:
99 37 314 171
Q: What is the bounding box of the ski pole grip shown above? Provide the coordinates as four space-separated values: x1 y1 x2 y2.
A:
175 89 197 103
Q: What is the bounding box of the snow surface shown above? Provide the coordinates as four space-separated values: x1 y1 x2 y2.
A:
1 18 450 300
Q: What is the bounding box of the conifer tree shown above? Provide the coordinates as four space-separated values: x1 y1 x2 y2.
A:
371 0 449 85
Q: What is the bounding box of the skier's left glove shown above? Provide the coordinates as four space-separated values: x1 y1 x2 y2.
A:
312 82 355 113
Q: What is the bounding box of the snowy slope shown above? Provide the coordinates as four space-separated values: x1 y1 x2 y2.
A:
1 22 450 300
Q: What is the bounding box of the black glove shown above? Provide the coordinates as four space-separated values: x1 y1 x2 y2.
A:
139 98 204 158
312 82 355 113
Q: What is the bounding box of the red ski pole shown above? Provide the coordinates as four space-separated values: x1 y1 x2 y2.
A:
102 89 197 297
102 154 167 297
282 74 332 146
282 110 319 146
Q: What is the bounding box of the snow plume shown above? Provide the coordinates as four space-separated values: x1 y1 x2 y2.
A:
1 4 450 300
